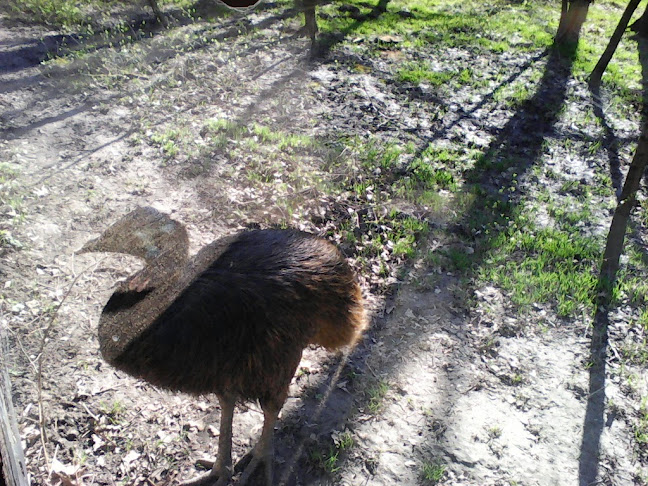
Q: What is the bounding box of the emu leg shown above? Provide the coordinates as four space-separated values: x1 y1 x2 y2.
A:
235 402 281 486
213 394 235 485
182 394 235 486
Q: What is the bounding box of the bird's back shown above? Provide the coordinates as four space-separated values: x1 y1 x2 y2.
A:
110 229 366 399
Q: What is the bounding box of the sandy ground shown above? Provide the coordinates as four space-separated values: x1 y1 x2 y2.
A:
1 4 647 486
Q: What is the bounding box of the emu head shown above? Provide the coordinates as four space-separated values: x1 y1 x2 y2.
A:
78 207 189 264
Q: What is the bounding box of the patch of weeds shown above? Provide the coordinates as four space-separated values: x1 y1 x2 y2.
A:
558 179 588 197
446 246 473 271
478 336 499 357
493 80 533 109
332 429 354 451
478 213 602 317
620 339 648 366
635 397 648 456
99 400 126 424
618 277 648 308
639 309 648 330
548 202 594 229
251 123 314 150
8 0 84 28
411 160 457 191
348 138 410 177
509 372 525 386
421 460 446 484
396 62 456 86
639 199 648 227
202 118 247 141
487 425 503 440
203 119 317 156
473 150 520 174
309 446 341 474
150 128 187 159
366 380 390 414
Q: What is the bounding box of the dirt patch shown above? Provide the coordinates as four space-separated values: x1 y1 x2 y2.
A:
0 4 647 486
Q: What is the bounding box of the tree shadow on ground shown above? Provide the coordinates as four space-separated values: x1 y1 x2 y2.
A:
579 32 648 486
0 0 298 97
0 3 303 141
394 12 587 484
588 82 624 197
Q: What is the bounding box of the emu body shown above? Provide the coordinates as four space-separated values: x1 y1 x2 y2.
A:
81 207 366 485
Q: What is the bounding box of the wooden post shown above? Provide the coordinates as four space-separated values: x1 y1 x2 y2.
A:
0 330 29 486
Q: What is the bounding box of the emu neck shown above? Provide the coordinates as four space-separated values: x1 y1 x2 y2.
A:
98 237 190 364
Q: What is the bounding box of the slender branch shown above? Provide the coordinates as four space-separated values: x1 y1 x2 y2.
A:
589 0 641 86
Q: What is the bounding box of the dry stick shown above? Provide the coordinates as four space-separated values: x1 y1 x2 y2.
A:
589 0 642 87
36 269 90 471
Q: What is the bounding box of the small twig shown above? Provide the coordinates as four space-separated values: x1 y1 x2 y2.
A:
365 362 379 379
80 402 100 422
47 444 59 483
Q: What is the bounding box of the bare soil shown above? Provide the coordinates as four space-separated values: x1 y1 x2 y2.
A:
1 4 647 486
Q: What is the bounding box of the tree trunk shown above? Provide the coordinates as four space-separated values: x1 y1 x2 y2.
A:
589 0 642 86
556 0 592 44
303 0 318 41
598 117 648 295
556 0 570 38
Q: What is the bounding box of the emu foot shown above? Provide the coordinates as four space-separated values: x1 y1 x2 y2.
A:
181 466 231 486
182 454 269 486
233 452 253 473
234 452 272 486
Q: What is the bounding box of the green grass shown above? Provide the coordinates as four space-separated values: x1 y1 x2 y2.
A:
366 380 390 414
621 339 648 366
396 63 472 87
421 461 446 484
309 447 341 474
151 128 183 158
8 0 84 28
635 398 648 452
333 430 354 450
478 205 602 316
252 124 314 150
315 0 558 54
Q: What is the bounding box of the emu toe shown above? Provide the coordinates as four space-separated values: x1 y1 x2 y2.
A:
235 452 273 486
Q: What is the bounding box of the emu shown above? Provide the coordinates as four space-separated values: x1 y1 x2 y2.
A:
80 207 366 485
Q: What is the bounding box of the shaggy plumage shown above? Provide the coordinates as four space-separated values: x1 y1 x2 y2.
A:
80 207 366 485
